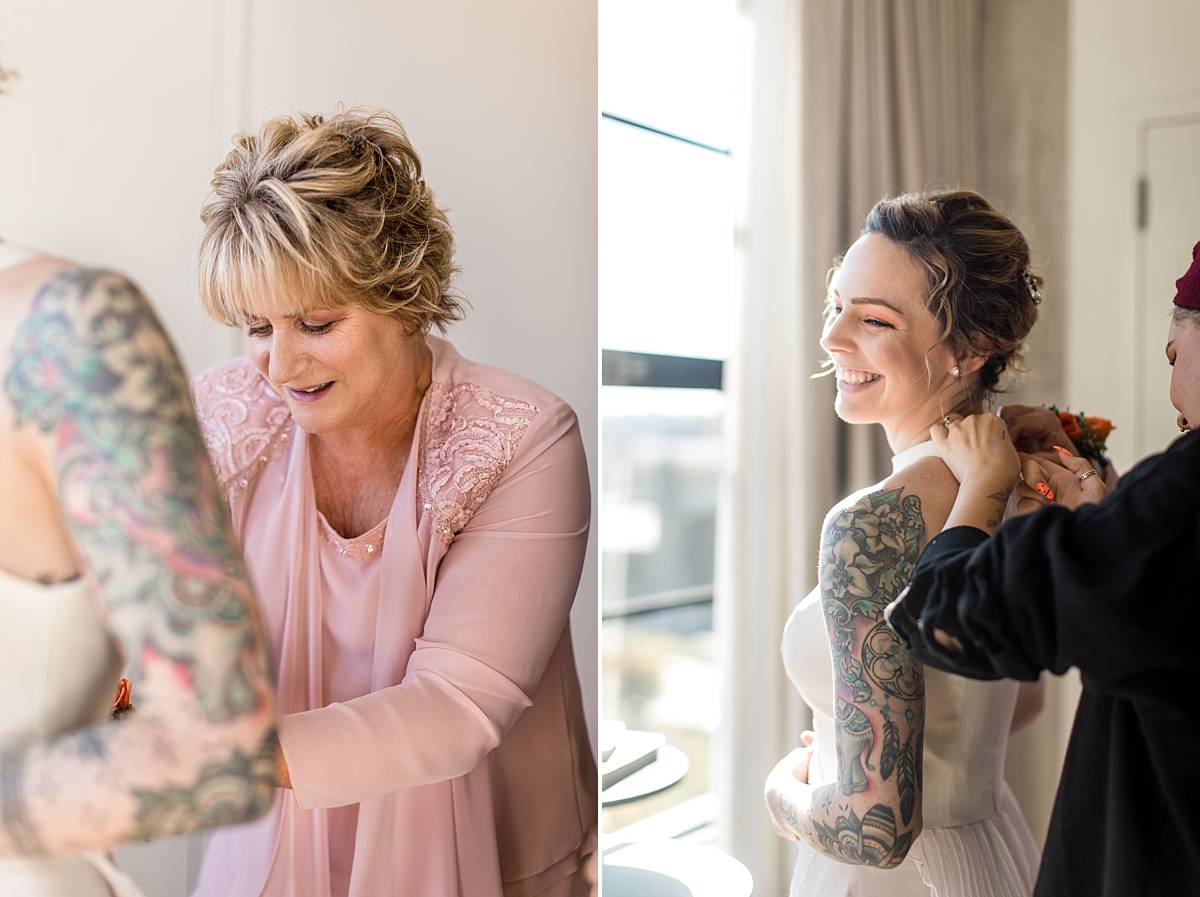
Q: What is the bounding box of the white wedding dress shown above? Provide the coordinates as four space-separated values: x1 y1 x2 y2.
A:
782 441 1041 897
0 246 145 895
0 568 145 895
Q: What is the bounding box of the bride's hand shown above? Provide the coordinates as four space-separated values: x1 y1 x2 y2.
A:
930 413 1021 493
792 730 814 783
764 732 815 841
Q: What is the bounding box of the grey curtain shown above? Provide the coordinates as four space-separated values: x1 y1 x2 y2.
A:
804 0 983 493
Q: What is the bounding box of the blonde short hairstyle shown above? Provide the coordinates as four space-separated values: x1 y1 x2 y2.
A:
199 109 463 332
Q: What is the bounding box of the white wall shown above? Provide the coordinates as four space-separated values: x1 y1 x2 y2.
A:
968 0 1200 849
1019 0 1200 848
1065 0 1200 469
977 0 1072 845
0 2 596 894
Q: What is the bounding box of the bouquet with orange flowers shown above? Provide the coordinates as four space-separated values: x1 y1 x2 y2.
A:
1049 405 1115 464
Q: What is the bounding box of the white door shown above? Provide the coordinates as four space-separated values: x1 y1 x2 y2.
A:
1136 115 1200 458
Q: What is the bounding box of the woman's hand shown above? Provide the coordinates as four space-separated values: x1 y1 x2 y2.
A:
1002 404 1120 489
792 730 815 784
933 414 1021 535
1019 450 1108 511
764 732 815 842
931 413 1021 493
999 404 1079 456
1013 469 1050 516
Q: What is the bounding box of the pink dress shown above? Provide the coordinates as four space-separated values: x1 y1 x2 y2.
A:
189 336 596 897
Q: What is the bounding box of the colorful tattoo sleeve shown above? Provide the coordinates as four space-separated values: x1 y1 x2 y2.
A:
783 487 927 867
0 269 275 854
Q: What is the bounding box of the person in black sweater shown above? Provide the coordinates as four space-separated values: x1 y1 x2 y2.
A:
885 241 1200 897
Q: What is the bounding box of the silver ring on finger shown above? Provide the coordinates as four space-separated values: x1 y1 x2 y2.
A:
1077 468 1099 483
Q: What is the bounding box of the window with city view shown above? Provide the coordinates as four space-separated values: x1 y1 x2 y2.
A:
600 0 736 835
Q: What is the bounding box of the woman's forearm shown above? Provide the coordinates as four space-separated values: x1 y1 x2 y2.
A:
943 480 1012 535
773 777 919 869
277 663 526 808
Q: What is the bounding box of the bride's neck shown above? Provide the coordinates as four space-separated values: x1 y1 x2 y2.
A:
883 391 983 455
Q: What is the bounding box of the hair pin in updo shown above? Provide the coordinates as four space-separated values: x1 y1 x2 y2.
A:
1021 270 1043 305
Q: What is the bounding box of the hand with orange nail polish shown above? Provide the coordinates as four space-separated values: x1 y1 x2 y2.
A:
1021 454 1107 511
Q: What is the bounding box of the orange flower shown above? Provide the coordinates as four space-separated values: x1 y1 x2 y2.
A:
1050 405 1115 460
1082 416 1115 439
112 677 133 718
1058 412 1083 440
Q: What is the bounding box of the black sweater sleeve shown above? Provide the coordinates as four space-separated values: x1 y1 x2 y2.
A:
887 431 1200 704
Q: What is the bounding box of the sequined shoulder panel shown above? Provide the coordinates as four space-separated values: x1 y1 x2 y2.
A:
191 360 292 506
417 380 540 545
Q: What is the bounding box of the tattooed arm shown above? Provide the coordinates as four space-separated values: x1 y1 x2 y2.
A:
0 268 276 855
767 468 954 867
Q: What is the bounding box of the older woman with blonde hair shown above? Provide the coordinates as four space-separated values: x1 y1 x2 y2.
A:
189 110 595 897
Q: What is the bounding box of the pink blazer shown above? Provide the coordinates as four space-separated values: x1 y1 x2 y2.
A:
189 336 596 897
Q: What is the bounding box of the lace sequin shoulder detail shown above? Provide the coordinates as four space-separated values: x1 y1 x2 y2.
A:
418 381 540 544
191 360 292 506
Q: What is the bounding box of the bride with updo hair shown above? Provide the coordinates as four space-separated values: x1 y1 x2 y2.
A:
766 190 1044 897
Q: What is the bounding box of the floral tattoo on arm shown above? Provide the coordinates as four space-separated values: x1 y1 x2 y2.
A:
0 270 275 852
787 487 926 867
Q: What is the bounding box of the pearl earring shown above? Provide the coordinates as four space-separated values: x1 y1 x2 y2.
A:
952 365 961 378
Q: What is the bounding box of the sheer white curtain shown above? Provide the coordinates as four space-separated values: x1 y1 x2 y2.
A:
717 1 982 891
715 1 825 894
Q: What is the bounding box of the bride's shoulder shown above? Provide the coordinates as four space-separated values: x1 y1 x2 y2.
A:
821 456 958 548
883 454 958 502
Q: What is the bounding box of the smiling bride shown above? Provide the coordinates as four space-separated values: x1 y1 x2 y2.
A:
764 190 1045 897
